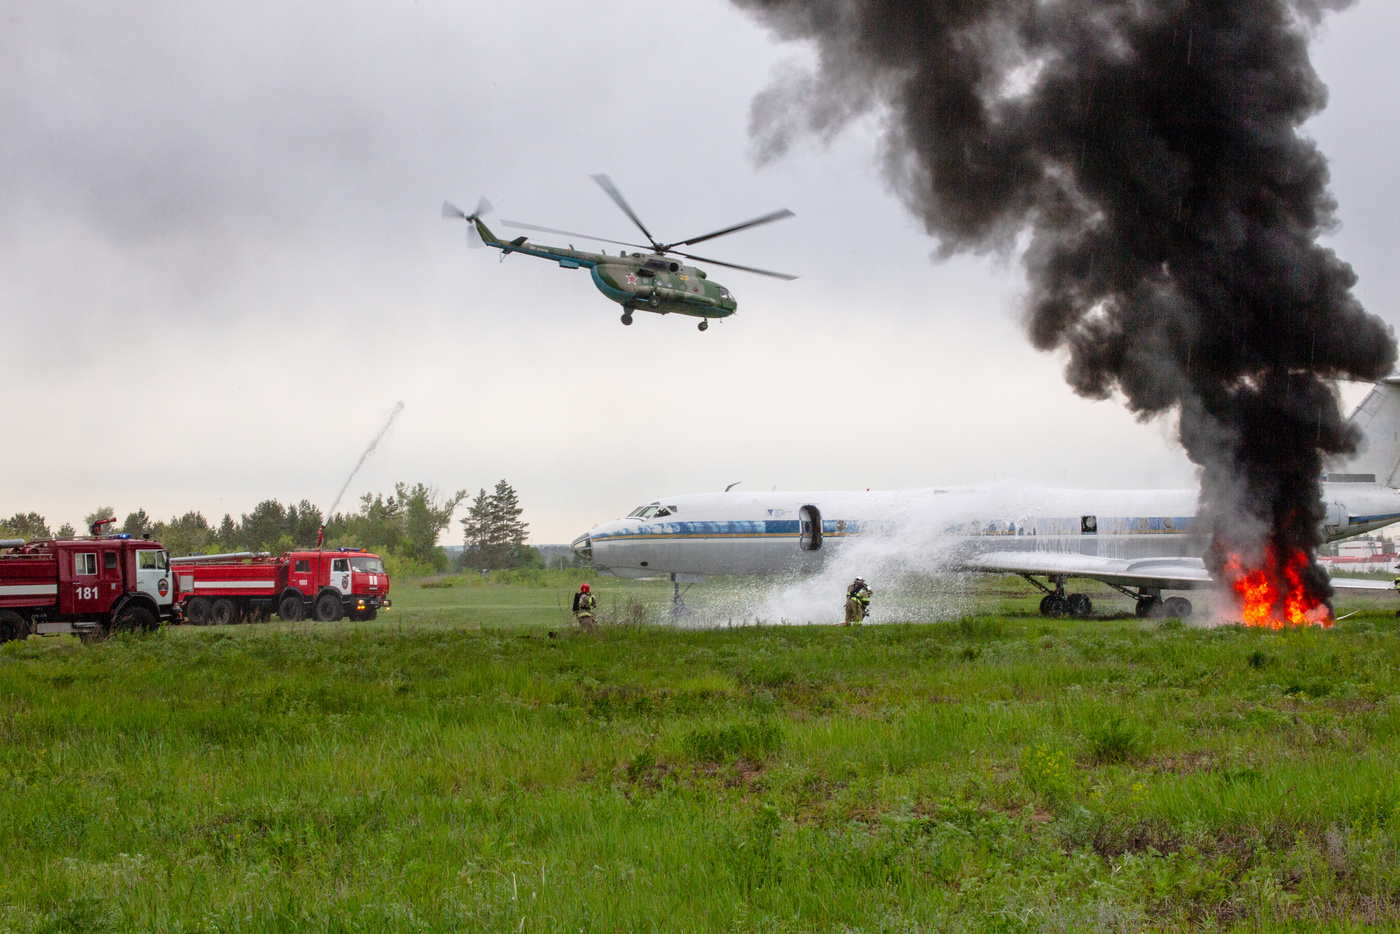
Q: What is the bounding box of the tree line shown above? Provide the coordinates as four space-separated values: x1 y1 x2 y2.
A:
0 479 540 576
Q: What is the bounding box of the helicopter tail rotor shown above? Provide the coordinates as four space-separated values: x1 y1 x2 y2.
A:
442 197 494 247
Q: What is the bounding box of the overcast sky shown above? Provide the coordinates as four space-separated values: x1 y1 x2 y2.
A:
2 1 1396 544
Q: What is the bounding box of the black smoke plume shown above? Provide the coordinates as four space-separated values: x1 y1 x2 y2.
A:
733 0 1395 615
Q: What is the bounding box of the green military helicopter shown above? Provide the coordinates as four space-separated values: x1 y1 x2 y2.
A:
442 175 795 331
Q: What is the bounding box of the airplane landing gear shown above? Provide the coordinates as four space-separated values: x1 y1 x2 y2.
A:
698 320 709 332
621 312 633 326
1134 594 1192 619
1164 596 1193 619
1039 592 1092 618
670 574 692 618
1026 575 1092 618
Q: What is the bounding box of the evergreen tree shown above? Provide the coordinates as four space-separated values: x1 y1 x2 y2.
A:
56 523 76 539
490 479 529 553
216 514 238 549
460 480 531 570
287 500 324 548
460 488 494 568
121 509 153 538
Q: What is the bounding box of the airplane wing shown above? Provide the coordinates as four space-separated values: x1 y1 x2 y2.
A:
968 551 1396 595
965 552 1214 590
1328 576 1396 593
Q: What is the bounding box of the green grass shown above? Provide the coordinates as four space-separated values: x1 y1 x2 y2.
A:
3 575 1400 931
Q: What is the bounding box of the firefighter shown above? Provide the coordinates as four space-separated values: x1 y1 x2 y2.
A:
573 582 598 633
844 577 872 625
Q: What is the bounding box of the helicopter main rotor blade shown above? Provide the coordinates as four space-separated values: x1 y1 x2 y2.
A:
662 208 795 251
675 251 799 281
590 174 660 249
500 220 650 251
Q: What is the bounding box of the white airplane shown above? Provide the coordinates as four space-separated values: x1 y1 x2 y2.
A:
571 379 1400 619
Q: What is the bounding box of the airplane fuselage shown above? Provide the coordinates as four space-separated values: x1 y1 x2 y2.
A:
573 483 1400 580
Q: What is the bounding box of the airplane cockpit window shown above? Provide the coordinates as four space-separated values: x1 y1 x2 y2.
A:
653 507 671 518
628 504 662 519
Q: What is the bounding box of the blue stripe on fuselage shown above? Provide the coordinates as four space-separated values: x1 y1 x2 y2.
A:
592 516 1210 542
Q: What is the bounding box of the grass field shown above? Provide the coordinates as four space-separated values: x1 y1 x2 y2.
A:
3 572 1400 932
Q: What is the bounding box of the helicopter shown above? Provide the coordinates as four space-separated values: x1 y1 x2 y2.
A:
442 175 796 331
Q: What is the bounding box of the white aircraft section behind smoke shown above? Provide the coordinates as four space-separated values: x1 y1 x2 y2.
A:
572 379 1400 620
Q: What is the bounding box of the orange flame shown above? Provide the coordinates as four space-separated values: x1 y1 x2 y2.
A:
1222 546 1332 629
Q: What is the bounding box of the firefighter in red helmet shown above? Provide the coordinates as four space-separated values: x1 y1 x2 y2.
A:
573 581 598 633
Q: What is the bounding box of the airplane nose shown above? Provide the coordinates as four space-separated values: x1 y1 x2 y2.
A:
571 533 593 563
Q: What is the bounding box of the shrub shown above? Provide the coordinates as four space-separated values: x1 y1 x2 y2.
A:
682 722 783 762
1084 716 1145 765
1020 742 1074 804
598 595 651 629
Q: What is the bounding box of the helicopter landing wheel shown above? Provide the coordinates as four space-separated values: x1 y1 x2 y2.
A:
697 320 708 332
620 313 633 326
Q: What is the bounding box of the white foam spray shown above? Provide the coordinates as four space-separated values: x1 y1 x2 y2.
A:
325 401 405 519
674 482 1082 627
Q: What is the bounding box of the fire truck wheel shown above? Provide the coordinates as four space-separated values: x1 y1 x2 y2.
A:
278 594 306 621
314 593 344 622
185 597 211 626
0 610 29 642
211 599 237 626
113 605 157 633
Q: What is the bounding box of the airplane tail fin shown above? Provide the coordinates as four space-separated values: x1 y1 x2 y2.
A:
1330 377 1400 488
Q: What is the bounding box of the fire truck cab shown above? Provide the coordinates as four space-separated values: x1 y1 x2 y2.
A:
0 535 176 639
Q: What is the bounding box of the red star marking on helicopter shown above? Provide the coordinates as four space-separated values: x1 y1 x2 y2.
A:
626 274 638 285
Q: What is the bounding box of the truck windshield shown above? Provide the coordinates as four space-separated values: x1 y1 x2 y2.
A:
137 550 168 570
350 556 385 574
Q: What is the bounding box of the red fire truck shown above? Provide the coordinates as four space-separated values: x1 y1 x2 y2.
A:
172 547 391 624
0 533 177 640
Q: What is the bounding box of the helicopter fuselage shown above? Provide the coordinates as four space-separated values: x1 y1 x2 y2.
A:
475 219 738 320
